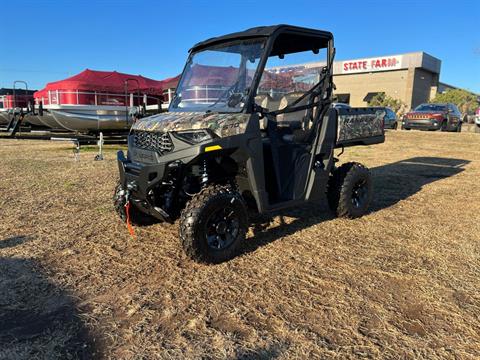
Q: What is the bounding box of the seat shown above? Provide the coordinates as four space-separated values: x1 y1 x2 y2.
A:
276 92 308 129
254 94 268 106
256 94 282 131
260 94 281 112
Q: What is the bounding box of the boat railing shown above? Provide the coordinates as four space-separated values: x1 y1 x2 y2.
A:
38 90 163 107
0 94 33 109
162 88 175 104
178 85 232 104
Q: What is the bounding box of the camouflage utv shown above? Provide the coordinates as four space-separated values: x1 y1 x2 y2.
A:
114 25 385 263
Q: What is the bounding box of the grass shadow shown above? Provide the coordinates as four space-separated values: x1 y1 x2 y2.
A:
0 235 34 250
370 157 469 212
235 342 286 359
243 157 469 255
0 257 96 359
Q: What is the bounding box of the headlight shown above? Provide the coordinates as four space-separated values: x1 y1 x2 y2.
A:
172 129 213 144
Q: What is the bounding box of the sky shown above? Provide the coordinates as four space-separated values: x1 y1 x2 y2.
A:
1 0 479 93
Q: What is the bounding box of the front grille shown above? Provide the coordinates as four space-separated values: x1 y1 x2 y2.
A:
132 130 174 155
410 115 428 120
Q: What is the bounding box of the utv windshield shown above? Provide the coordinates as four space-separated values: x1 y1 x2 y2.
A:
170 38 265 112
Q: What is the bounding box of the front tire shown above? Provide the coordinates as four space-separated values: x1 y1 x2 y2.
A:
440 120 448 131
327 162 372 218
179 185 248 263
113 182 155 225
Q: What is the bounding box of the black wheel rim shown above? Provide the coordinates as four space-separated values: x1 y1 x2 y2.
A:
351 180 368 209
205 206 240 250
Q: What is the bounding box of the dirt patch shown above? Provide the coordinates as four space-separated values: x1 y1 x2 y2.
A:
0 131 479 359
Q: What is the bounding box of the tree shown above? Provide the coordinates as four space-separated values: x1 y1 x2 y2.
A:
430 89 479 115
367 93 406 115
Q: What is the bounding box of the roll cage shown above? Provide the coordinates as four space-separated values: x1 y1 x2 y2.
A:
173 25 335 118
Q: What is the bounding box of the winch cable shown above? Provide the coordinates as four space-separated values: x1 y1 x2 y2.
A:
124 201 136 239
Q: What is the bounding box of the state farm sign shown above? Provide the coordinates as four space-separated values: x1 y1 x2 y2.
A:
340 55 403 74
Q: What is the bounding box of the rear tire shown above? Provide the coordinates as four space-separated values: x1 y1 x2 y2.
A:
327 162 372 218
179 184 248 263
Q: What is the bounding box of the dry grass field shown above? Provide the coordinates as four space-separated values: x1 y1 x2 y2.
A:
0 130 479 359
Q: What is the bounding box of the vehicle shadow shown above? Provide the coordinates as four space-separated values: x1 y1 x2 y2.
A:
0 257 96 359
243 157 469 255
0 235 34 250
369 156 469 212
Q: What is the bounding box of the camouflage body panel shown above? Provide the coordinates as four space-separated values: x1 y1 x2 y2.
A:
337 109 385 142
132 111 250 138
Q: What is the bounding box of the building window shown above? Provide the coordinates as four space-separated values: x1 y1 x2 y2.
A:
335 93 350 104
363 92 384 102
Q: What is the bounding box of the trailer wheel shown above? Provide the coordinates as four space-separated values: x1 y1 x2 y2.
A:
113 182 155 225
327 162 372 218
179 184 248 263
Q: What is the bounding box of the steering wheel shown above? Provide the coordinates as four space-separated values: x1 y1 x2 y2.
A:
227 92 244 107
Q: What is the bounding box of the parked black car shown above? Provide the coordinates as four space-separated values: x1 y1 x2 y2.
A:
332 102 351 110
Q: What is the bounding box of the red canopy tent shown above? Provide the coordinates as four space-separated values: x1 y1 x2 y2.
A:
34 69 180 106
159 74 180 90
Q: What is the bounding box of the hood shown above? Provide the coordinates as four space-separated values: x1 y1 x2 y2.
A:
132 111 250 138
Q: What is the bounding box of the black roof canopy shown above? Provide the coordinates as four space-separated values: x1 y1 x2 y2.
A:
0 88 36 96
190 24 333 56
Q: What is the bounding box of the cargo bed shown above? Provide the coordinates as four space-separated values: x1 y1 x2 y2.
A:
335 107 385 148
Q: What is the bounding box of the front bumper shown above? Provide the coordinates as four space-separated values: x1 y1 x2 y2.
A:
402 119 441 130
117 150 178 222
384 121 397 129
